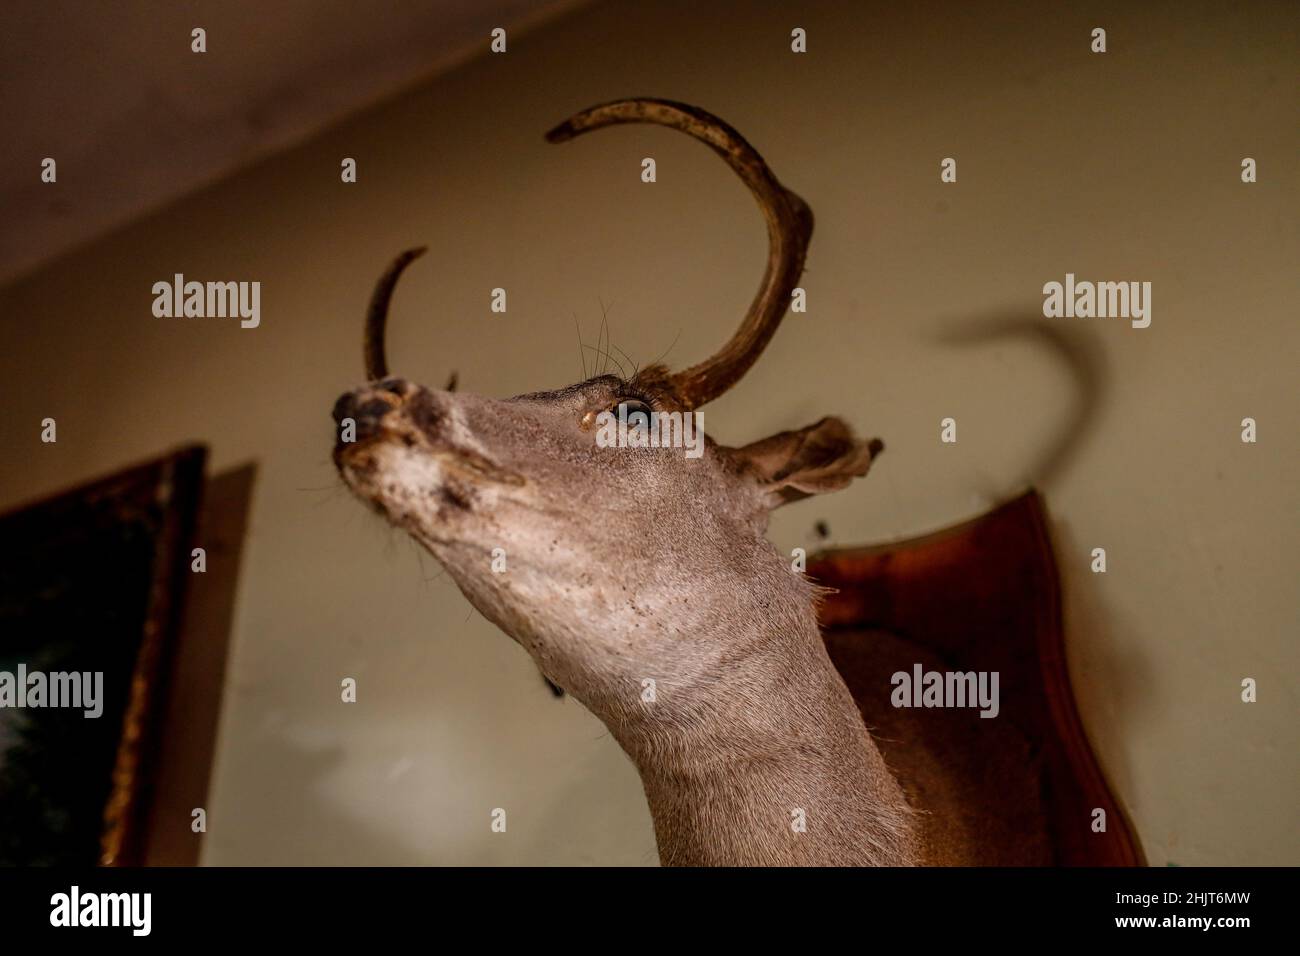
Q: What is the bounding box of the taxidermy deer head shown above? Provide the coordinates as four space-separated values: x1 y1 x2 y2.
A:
333 99 916 865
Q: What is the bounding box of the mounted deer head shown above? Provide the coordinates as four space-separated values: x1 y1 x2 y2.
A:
332 99 914 865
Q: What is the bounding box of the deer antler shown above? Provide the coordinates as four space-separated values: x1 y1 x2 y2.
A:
545 98 813 410
362 100 811 407
364 246 426 381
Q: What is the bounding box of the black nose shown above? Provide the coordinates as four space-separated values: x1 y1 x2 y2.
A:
332 387 403 446
375 377 415 398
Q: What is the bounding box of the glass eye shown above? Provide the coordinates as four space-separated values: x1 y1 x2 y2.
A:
615 400 654 425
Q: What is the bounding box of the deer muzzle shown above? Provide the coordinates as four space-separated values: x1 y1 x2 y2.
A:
331 377 421 453
332 379 525 489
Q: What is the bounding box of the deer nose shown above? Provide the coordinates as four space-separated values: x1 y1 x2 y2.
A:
332 383 411 447
332 378 415 421
374 377 417 399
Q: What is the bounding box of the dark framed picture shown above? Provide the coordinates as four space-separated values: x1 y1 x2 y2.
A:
0 446 205 865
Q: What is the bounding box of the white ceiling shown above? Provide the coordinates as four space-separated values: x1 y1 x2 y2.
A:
0 0 590 285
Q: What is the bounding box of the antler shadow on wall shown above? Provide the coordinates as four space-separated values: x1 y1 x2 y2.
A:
933 311 1108 491
931 311 1147 838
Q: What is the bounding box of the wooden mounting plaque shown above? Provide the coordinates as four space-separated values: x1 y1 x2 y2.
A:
809 490 1144 866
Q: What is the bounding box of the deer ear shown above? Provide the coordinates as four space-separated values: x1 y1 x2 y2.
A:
730 416 881 508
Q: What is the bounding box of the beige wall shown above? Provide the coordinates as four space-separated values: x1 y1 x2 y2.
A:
1 0 1295 865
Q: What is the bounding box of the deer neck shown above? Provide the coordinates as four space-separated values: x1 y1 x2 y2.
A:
601 593 919 867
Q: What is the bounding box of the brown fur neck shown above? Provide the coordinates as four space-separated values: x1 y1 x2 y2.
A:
598 588 919 866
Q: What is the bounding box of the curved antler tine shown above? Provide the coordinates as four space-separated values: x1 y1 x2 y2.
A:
546 98 813 409
364 246 427 381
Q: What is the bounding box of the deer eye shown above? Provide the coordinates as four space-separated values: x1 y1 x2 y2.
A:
613 399 654 430
581 395 656 433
